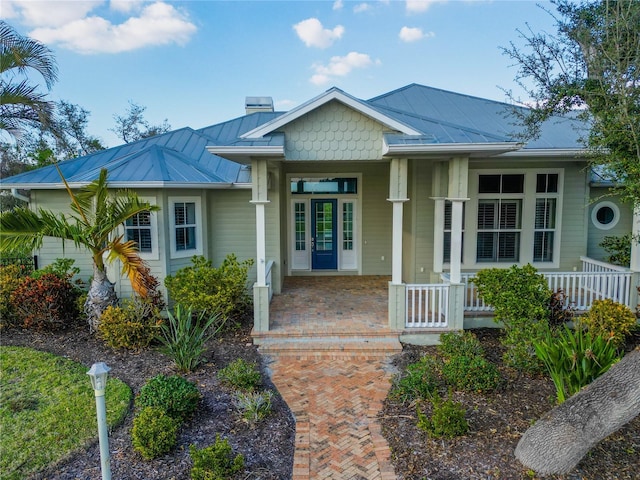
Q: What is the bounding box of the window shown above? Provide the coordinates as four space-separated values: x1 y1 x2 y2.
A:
476 174 524 263
125 211 152 253
591 201 620 230
533 174 558 262
291 177 357 194
343 202 353 251
295 202 306 251
170 197 202 258
443 200 464 264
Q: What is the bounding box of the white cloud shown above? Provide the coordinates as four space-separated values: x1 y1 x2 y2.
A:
399 26 435 42
110 0 146 14
310 51 379 85
28 2 197 55
332 0 344 10
406 0 447 13
293 18 344 49
3 0 100 28
275 99 296 110
353 3 371 13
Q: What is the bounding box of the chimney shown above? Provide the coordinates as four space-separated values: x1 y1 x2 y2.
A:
245 96 274 114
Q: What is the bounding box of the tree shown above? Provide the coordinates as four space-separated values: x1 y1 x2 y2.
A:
502 0 640 207
0 167 160 330
111 101 171 143
0 21 58 139
54 100 106 157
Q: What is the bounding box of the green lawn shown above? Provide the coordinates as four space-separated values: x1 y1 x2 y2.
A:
0 346 131 479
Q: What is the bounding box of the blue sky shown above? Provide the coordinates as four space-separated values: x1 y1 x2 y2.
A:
3 0 557 147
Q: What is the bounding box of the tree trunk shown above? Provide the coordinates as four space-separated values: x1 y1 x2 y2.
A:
84 264 118 332
515 349 640 475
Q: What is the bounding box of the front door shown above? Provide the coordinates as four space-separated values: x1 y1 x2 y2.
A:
311 199 337 270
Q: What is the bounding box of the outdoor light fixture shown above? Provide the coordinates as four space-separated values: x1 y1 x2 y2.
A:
87 362 112 480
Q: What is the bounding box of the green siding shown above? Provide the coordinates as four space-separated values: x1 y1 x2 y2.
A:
587 190 633 262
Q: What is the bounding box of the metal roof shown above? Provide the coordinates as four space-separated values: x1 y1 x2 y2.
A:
1 83 588 190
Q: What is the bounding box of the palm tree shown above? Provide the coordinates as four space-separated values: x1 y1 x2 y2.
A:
0 167 160 331
0 20 58 138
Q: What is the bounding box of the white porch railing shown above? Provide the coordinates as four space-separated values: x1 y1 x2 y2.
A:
458 258 634 312
405 284 449 328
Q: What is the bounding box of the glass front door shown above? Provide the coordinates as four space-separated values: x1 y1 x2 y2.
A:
311 199 337 269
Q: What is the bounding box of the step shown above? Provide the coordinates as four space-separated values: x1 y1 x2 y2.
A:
255 335 403 358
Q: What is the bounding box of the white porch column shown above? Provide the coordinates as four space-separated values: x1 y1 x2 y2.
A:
250 159 270 286
630 205 640 272
432 197 445 275
447 158 469 285
251 159 270 332
630 206 640 312
388 158 408 285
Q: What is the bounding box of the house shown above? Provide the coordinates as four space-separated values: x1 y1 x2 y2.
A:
2 84 638 344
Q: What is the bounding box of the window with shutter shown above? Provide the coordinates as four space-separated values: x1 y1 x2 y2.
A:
443 200 464 264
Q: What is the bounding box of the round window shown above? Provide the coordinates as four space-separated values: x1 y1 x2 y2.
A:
591 201 620 230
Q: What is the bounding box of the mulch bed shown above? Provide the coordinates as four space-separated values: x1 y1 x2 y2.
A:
380 328 640 480
2 316 296 480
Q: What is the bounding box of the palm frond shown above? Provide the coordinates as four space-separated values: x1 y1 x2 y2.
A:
107 238 153 298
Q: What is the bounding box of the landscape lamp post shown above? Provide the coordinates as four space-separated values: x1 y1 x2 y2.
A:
87 362 112 480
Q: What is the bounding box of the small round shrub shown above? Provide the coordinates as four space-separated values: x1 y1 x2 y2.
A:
441 355 501 393
579 298 637 347
391 355 441 402
132 406 179 460
417 394 469 438
437 331 484 359
98 298 162 350
9 273 80 331
136 374 201 422
217 359 262 391
0 265 27 329
190 434 245 480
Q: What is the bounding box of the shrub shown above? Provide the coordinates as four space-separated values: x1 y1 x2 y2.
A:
30 258 80 280
164 254 254 327
579 298 637 347
441 355 501 393
132 406 179 460
417 393 468 438
217 359 262 392
189 435 245 480
136 374 201 423
437 331 485 359
472 265 551 372
9 273 80 331
0 264 27 328
599 233 632 267
234 390 274 423
533 324 622 404
390 355 441 403
98 297 162 350
157 304 220 372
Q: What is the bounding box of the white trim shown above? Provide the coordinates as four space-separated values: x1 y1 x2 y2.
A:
591 201 620 230
169 196 203 259
501 148 586 158
286 173 362 274
242 88 421 139
205 145 285 164
462 168 564 269
383 141 523 157
123 195 158 261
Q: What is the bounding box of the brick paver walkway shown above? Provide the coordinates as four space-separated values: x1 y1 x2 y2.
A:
258 277 400 480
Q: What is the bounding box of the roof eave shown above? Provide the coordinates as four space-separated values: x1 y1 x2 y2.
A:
206 145 285 164
2 182 249 190
383 142 523 158
501 148 587 158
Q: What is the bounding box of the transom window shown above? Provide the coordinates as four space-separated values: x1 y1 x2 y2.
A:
291 177 357 195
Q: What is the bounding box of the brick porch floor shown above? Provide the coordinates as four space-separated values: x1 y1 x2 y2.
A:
256 276 400 480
